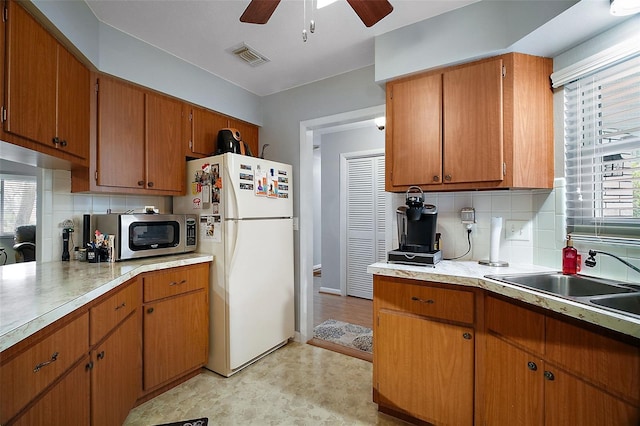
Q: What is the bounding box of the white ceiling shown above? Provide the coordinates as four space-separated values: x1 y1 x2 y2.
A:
82 0 630 97
84 0 478 96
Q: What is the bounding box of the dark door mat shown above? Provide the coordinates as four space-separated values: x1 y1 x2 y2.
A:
156 418 208 426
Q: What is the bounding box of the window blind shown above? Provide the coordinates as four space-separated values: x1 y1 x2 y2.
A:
0 174 37 236
564 54 640 244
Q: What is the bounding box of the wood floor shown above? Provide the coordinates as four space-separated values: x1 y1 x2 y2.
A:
309 274 373 361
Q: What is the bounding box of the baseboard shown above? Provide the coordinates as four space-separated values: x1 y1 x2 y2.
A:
319 287 341 296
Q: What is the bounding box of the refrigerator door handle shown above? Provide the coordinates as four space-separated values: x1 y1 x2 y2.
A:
227 219 239 274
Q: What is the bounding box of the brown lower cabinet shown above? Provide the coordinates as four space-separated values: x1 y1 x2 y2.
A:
373 276 476 425
0 263 210 425
373 275 640 426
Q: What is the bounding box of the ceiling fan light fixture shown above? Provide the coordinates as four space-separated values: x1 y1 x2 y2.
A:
610 0 640 15
231 43 270 67
317 0 339 9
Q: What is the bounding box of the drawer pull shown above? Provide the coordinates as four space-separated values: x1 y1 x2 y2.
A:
169 279 187 286
411 296 435 304
33 352 59 372
114 302 126 311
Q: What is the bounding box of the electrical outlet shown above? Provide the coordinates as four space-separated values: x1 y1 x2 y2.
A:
505 220 531 241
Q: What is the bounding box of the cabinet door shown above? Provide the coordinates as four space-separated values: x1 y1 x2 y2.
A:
482 334 544 426
57 46 90 160
12 357 90 426
544 367 640 426
376 310 474 425
143 290 208 390
96 76 145 189
91 313 141 426
190 106 228 156
443 58 504 184
146 93 185 192
229 118 259 157
386 74 442 188
5 1 57 144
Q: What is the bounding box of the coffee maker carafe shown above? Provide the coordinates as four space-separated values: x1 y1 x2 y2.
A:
388 186 442 266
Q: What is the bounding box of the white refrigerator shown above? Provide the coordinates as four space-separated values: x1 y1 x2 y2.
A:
174 153 294 377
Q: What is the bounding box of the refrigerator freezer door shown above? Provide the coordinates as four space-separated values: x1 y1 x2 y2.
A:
224 154 293 219
225 217 294 371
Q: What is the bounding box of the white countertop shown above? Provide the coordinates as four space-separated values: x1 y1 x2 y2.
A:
0 253 213 352
368 261 640 339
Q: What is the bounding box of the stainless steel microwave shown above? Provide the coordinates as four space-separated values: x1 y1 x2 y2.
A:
92 214 197 261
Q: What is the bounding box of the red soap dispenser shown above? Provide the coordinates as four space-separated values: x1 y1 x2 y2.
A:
562 235 578 275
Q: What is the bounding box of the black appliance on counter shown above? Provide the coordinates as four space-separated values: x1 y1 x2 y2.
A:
388 186 442 266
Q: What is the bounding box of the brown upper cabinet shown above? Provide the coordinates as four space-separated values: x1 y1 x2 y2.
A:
186 107 260 159
187 106 229 157
385 53 553 192
2 1 90 164
72 75 185 195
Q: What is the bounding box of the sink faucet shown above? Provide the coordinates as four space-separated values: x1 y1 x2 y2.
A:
585 249 640 276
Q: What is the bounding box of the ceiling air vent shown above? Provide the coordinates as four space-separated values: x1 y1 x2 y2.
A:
231 43 270 67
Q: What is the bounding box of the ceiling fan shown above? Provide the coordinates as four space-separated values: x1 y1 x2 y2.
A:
240 0 394 28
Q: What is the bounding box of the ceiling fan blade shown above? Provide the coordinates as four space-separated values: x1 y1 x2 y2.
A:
346 0 393 27
240 0 281 24
347 0 393 27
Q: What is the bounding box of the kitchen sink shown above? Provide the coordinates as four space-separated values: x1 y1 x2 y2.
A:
589 294 640 317
485 272 636 297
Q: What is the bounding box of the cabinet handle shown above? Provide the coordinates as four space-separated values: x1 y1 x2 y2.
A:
411 296 434 304
52 137 60 146
433 175 440 182
462 332 472 340
114 302 126 311
97 351 105 360
147 181 154 188
527 361 538 371
33 352 59 372
169 279 187 286
444 174 452 182
544 370 555 381
86 361 94 371
59 139 67 147
147 307 154 314
137 180 145 186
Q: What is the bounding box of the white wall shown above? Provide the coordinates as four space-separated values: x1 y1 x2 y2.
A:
375 0 577 83
319 125 385 292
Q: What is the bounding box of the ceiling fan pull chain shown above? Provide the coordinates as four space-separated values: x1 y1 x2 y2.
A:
310 0 316 33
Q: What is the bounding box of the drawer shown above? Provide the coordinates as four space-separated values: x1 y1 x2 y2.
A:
545 316 640 405
374 277 475 324
485 296 544 355
143 263 208 302
90 278 140 346
0 312 89 424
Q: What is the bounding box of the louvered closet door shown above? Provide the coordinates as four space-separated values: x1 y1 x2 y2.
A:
346 155 386 299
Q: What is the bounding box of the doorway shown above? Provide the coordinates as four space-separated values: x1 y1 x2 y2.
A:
298 105 390 343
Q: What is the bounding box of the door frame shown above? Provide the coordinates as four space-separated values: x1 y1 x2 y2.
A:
339 149 389 297
298 105 385 342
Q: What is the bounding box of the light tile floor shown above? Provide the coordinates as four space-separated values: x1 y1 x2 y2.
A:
124 342 407 426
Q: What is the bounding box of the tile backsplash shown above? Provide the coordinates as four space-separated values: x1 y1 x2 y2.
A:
391 178 640 283
40 169 172 263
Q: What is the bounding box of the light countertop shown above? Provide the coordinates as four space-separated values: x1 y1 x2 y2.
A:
0 253 213 352
368 261 640 339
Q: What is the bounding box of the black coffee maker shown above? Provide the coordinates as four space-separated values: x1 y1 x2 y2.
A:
388 186 442 266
